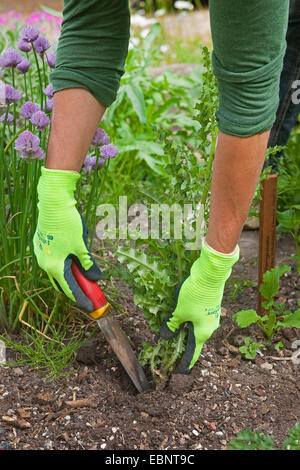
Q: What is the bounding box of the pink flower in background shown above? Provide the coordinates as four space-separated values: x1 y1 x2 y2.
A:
26 11 62 26
26 12 43 25
0 15 8 25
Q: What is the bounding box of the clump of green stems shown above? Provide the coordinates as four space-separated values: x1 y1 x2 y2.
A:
115 46 219 386
0 26 111 336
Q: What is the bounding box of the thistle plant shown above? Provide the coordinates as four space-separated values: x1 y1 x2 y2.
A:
115 47 219 386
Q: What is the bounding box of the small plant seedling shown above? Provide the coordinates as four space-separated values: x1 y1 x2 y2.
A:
229 423 300 450
233 264 300 344
228 278 257 300
239 337 265 360
277 205 300 275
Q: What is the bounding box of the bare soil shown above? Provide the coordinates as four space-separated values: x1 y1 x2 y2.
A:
0 231 299 451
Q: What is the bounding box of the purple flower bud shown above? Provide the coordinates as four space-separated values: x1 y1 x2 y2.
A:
4 84 21 104
16 58 31 74
100 143 118 160
83 155 104 173
0 112 13 124
0 48 22 68
20 25 39 42
14 130 41 159
92 128 110 147
33 36 50 57
46 52 56 69
46 98 54 113
20 101 40 119
17 39 32 52
32 146 45 160
44 83 54 98
30 110 50 130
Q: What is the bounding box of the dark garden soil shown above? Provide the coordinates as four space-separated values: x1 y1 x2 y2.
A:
0 231 299 450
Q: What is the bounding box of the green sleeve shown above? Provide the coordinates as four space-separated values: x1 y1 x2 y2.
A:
50 0 130 107
209 0 289 137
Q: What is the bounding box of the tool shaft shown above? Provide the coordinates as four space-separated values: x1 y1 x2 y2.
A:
71 261 151 393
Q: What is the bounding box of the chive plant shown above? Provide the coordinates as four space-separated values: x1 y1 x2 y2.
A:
0 25 116 331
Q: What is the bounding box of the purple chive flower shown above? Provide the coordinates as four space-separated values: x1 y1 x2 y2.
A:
33 36 50 57
19 25 39 42
44 83 54 98
92 128 110 147
14 130 44 160
0 48 22 68
83 155 104 173
100 143 118 160
17 39 32 52
46 98 54 113
20 101 40 119
32 146 45 160
30 110 50 130
4 84 21 104
16 58 31 74
46 52 56 69
0 112 13 124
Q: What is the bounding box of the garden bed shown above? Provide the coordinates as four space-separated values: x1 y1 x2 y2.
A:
0 231 299 450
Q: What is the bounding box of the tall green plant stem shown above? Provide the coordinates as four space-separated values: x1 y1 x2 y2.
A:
200 128 218 207
0 110 10 266
26 52 34 99
19 161 32 292
32 45 44 109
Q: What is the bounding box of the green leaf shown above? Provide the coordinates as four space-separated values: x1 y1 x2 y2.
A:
282 309 300 328
282 423 300 450
40 5 63 17
228 430 275 450
124 82 147 123
277 209 300 231
259 265 291 302
233 309 260 328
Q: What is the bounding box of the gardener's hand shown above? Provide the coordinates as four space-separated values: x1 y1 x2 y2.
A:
160 241 239 374
33 167 101 313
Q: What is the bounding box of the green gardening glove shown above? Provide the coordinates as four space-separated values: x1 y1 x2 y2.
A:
160 240 239 374
34 167 101 312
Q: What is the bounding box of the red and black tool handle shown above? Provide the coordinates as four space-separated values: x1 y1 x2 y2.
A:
71 262 110 319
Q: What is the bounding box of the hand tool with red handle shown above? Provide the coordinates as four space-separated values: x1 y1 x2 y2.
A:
71 261 150 393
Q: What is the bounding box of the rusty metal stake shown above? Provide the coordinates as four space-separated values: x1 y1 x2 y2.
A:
258 174 278 315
